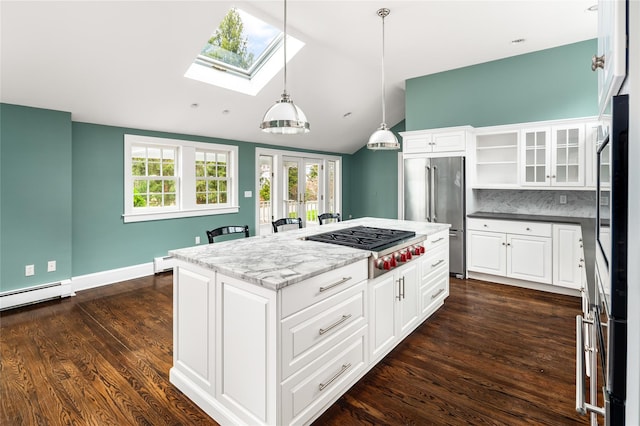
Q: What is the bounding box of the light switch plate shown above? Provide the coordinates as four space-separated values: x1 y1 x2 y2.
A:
47 260 56 272
244 191 252 198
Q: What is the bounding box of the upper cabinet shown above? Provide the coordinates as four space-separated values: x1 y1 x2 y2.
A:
473 130 519 188
520 124 585 187
593 0 627 115
401 127 472 155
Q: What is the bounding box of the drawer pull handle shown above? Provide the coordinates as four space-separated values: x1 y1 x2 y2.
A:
319 363 352 391
319 314 352 335
431 288 445 299
432 237 445 243
431 259 445 268
319 276 352 293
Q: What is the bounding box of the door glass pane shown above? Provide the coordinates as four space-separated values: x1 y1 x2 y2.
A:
568 128 579 145
284 160 299 219
259 155 273 234
526 133 534 147
557 146 567 164
536 148 545 164
537 131 546 147
557 129 567 146
526 149 534 164
557 166 567 182
327 161 336 214
568 165 579 182
304 160 320 225
526 166 534 182
536 166 546 182
568 146 579 164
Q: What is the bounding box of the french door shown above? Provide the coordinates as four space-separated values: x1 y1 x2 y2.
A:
256 149 341 235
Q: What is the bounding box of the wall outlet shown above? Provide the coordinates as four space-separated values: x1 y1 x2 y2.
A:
25 264 35 276
195 236 200 244
559 194 567 204
47 260 56 272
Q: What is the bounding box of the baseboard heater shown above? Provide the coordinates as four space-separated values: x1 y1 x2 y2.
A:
153 256 176 274
0 280 73 311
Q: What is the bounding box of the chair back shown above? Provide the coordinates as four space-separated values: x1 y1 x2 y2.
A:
207 225 249 243
272 217 303 233
318 212 341 225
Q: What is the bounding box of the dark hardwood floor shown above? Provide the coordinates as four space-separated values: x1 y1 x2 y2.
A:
0 274 588 425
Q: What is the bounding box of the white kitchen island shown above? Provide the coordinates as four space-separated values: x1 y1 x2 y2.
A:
169 217 450 426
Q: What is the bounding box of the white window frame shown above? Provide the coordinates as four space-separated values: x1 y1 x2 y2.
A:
124 134 239 223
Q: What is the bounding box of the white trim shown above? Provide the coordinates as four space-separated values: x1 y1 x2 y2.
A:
71 262 154 293
123 206 239 223
0 280 73 311
467 271 580 297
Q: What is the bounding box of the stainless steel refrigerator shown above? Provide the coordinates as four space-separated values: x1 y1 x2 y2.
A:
403 156 465 277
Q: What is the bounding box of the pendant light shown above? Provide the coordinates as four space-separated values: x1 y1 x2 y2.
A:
260 0 310 134
367 8 399 150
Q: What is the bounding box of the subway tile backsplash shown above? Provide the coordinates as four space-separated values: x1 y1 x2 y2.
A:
473 189 597 218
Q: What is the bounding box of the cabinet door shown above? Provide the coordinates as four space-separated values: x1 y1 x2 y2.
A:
551 125 584 186
553 224 583 289
397 263 420 336
467 230 506 275
585 122 602 188
596 0 627 115
521 128 551 186
507 234 552 284
369 273 398 361
432 131 466 152
403 134 432 153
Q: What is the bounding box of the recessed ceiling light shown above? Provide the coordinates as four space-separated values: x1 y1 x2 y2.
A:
511 38 526 44
587 4 598 12
191 103 199 108
222 109 230 115
343 112 352 118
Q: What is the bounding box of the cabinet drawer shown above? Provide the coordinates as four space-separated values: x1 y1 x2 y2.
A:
421 245 448 282
281 281 366 379
467 218 552 237
281 327 367 426
281 259 367 319
424 230 448 251
421 270 449 318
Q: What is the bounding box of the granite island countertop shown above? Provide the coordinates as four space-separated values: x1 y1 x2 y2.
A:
467 211 595 290
169 217 450 291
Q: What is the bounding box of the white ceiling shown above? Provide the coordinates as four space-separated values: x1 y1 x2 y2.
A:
0 1 597 154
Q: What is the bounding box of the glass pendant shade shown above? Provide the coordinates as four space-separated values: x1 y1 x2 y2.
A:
367 123 399 150
260 92 310 134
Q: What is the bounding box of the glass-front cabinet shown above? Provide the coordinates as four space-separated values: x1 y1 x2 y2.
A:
520 124 584 187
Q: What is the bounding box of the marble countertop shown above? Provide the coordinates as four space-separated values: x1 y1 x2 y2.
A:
170 217 450 291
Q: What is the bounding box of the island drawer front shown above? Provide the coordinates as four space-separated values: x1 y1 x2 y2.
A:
281 327 367 426
424 230 448 251
467 218 552 237
281 259 368 319
281 281 366 379
421 270 449 318
421 244 448 282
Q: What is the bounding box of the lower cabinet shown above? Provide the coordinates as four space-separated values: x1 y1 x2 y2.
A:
467 218 585 290
369 262 419 362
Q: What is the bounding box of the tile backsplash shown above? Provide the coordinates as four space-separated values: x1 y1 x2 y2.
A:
473 189 597 217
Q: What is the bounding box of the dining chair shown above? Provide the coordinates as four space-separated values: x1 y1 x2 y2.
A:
272 217 303 233
206 225 249 243
318 212 341 225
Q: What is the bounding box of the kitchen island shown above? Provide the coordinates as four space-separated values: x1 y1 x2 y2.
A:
169 217 449 426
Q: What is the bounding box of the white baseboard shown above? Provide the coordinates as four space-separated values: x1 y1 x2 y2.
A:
0 280 73 311
71 262 155 293
467 271 580 297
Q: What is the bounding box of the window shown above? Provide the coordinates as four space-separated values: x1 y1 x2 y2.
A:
124 135 238 223
184 7 304 96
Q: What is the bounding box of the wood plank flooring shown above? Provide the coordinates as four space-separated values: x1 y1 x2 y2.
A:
0 275 588 425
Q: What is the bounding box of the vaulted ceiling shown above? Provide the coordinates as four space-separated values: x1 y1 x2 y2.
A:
0 1 597 154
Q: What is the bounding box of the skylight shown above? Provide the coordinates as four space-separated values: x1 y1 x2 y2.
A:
185 8 304 96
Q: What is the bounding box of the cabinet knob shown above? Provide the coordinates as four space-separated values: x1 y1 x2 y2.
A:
483 224 488 227
592 54 605 71
526 227 531 231
546 175 550 178
502 242 506 246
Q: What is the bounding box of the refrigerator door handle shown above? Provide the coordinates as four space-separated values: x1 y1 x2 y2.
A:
425 165 431 222
432 165 438 222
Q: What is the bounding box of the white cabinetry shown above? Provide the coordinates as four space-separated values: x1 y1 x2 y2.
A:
473 130 519 187
520 124 585 187
369 262 419 363
552 224 584 290
419 231 449 319
467 218 552 284
401 127 470 155
594 0 627 115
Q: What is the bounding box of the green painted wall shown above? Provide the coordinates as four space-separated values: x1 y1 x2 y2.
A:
406 39 598 130
1 104 73 292
350 121 405 220
351 40 598 220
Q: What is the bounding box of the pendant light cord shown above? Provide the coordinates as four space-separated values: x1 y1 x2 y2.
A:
283 0 288 96
380 9 387 126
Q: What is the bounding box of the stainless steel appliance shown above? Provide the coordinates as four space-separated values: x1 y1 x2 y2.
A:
305 226 427 279
403 156 465 277
577 94 628 425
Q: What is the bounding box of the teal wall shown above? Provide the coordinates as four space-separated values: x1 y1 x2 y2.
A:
1 104 349 290
350 121 405 220
351 40 598 219
1 104 73 292
406 39 598 130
